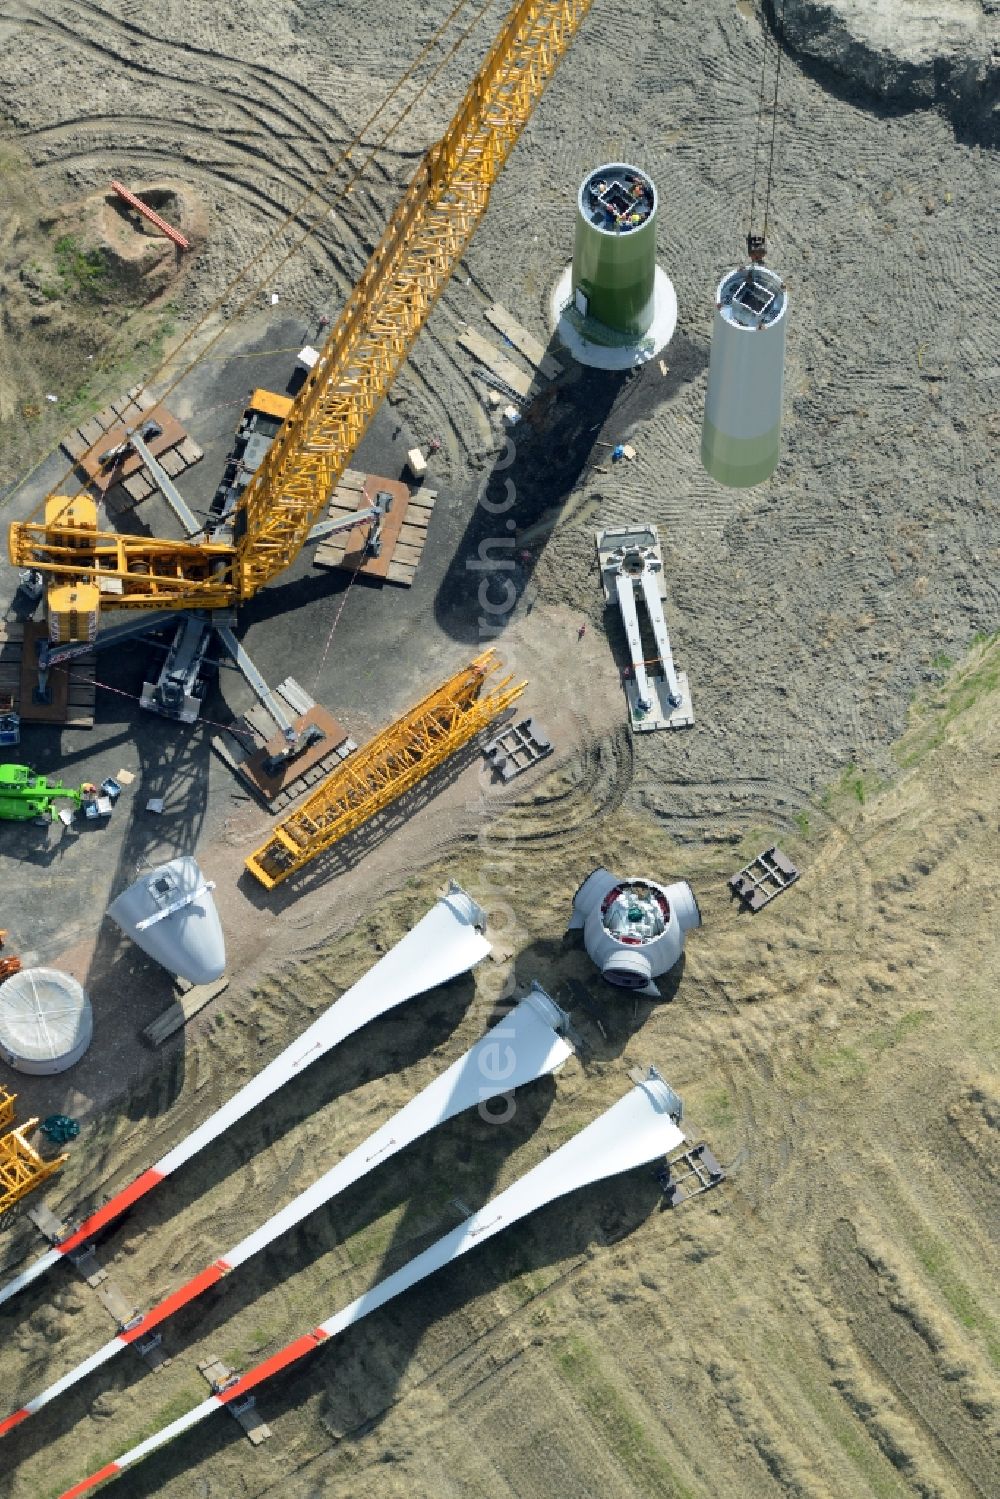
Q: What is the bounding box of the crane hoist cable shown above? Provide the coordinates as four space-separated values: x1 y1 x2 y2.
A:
21 0 493 525
746 0 787 265
143 0 502 418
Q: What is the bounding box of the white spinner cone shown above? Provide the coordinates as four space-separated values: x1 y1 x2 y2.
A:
107 857 225 985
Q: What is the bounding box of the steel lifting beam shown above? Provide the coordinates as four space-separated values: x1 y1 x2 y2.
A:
128 433 202 539
246 650 526 888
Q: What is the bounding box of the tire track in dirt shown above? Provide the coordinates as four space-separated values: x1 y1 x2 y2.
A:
20 113 415 172
57 0 358 143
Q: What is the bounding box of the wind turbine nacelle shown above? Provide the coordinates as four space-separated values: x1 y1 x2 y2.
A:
569 867 700 997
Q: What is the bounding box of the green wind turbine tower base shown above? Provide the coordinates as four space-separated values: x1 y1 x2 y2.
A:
550 163 676 370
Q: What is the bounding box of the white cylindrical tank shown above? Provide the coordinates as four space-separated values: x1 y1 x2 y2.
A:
568 868 701 997
0 968 93 1075
702 264 788 487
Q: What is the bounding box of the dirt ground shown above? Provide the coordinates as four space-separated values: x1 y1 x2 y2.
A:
0 1 997 1497
1 638 997 1499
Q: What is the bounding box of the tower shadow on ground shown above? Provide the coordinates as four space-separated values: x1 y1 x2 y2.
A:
433 330 708 646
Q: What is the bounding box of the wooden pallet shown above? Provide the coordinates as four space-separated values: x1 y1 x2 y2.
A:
27 1201 69 1242
198 1357 271 1444
483 303 563 380
313 471 436 588
0 621 96 728
211 677 358 809
59 384 203 513
143 977 230 1048
64 1245 170 1370
459 327 534 397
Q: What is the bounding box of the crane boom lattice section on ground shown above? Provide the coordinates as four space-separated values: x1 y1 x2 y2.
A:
8 0 594 617
247 651 526 888
0 1123 66 1216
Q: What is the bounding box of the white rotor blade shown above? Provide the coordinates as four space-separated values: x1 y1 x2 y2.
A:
4 987 570 1436
59 1073 684 1498
0 884 489 1313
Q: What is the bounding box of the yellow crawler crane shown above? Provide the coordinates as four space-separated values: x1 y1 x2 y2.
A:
247 651 526 888
9 0 595 638
0 1117 67 1217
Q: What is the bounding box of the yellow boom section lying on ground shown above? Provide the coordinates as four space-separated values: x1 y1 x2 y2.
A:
9 0 594 626
0 1121 66 1216
246 650 526 888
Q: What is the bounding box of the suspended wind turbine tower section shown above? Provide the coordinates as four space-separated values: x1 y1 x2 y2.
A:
702 0 790 487
701 263 788 487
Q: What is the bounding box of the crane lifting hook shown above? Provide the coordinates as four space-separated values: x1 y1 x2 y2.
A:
746 232 766 266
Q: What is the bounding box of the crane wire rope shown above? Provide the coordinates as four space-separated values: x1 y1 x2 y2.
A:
747 12 771 248
134 0 502 417
761 0 787 248
312 556 364 693
294 0 507 686
746 0 787 257
21 0 494 525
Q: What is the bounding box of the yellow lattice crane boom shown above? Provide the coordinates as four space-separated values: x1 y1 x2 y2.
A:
246 650 525 888
9 0 594 640
0 1117 67 1217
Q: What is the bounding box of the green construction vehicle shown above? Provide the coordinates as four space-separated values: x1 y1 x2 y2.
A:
0 765 84 822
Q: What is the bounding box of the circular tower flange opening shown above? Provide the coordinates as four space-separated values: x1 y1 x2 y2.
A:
578 164 657 235
572 162 659 340
716 264 787 331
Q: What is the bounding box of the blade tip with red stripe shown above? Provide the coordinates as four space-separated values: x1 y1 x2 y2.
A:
60 1461 121 1498
0 1407 30 1437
